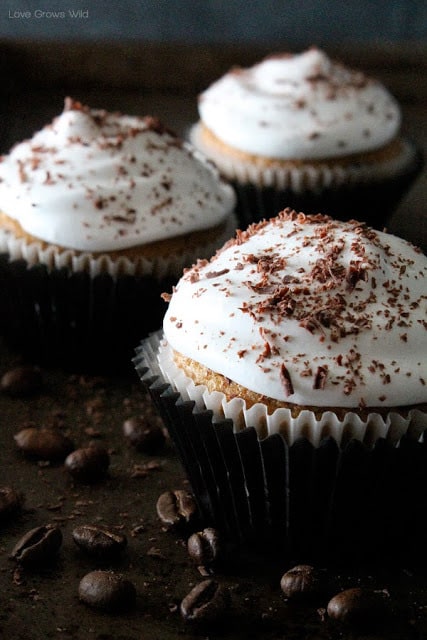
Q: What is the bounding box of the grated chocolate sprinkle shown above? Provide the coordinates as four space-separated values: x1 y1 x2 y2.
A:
280 363 294 396
313 366 328 390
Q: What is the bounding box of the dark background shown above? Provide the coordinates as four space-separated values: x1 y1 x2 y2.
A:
0 0 426 251
1 0 426 45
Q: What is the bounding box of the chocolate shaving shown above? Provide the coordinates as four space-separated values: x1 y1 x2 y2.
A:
64 97 87 113
94 197 106 210
313 366 328 390
346 264 368 291
143 115 178 138
104 211 137 224
299 316 320 334
205 269 230 279
280 364 294 396
150 197 173 216
17 160 27 183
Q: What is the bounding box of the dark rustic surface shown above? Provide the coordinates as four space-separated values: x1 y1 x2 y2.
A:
0 41 426 639
1 343 427 640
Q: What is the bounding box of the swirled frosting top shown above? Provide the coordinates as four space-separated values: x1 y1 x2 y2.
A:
0 99 235 252
163 210 427 408
197 48 401 160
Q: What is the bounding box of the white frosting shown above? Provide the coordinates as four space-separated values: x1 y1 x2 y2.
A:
163 211 427 409
197 48 401 160
0 100 235 252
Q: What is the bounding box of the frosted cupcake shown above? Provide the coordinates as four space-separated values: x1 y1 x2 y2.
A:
135 209 427 561
0 98 236 372
190 48 423 227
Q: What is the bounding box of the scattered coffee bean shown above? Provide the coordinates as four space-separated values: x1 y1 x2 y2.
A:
187 528 222 568
280 564 322 599
327 587 390 627
14 427 74 461
180 579 229 625
10 524 62 568
64 443 110 483
0 365 43 397
0 486 24 520
156 489 197 530
78 570 136 611
122 416 165 452
72 525 127 558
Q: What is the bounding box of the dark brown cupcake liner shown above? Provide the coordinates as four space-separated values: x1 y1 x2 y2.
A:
134 332 427 565
0 255 175 374
232 143 424 228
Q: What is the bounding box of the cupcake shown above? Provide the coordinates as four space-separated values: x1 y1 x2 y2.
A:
135 209 427 562
190 48 423 227
0 98 236 373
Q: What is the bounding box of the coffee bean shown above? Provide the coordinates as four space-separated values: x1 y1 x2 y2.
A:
180 579 229 625
156 490 197 530
122 416 165 452
280 564 322 599
64 443 110 483
327 587 390 627
187 528 222 567
10 524 62 568
0 486 24 520
72 525 127 558
78 570 136 611
0 365 43 397
14 427 74 461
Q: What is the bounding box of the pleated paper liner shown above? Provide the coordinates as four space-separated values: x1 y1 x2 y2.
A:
0 214 237 374
190 123 424 228
231 150 424 229
134 332 427 565
0 254 175 374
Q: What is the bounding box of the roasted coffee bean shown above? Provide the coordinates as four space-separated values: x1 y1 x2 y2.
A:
14 427 74 461
156 489 197 530
187 528 221 567
78 570 136 611
65 443 110 483
327 587 390 627
280 564 322 599
10 524 62 567
180 579 229 624
0 365 43 397
72 525 127 558
0 486 24 520
122 416 165 452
